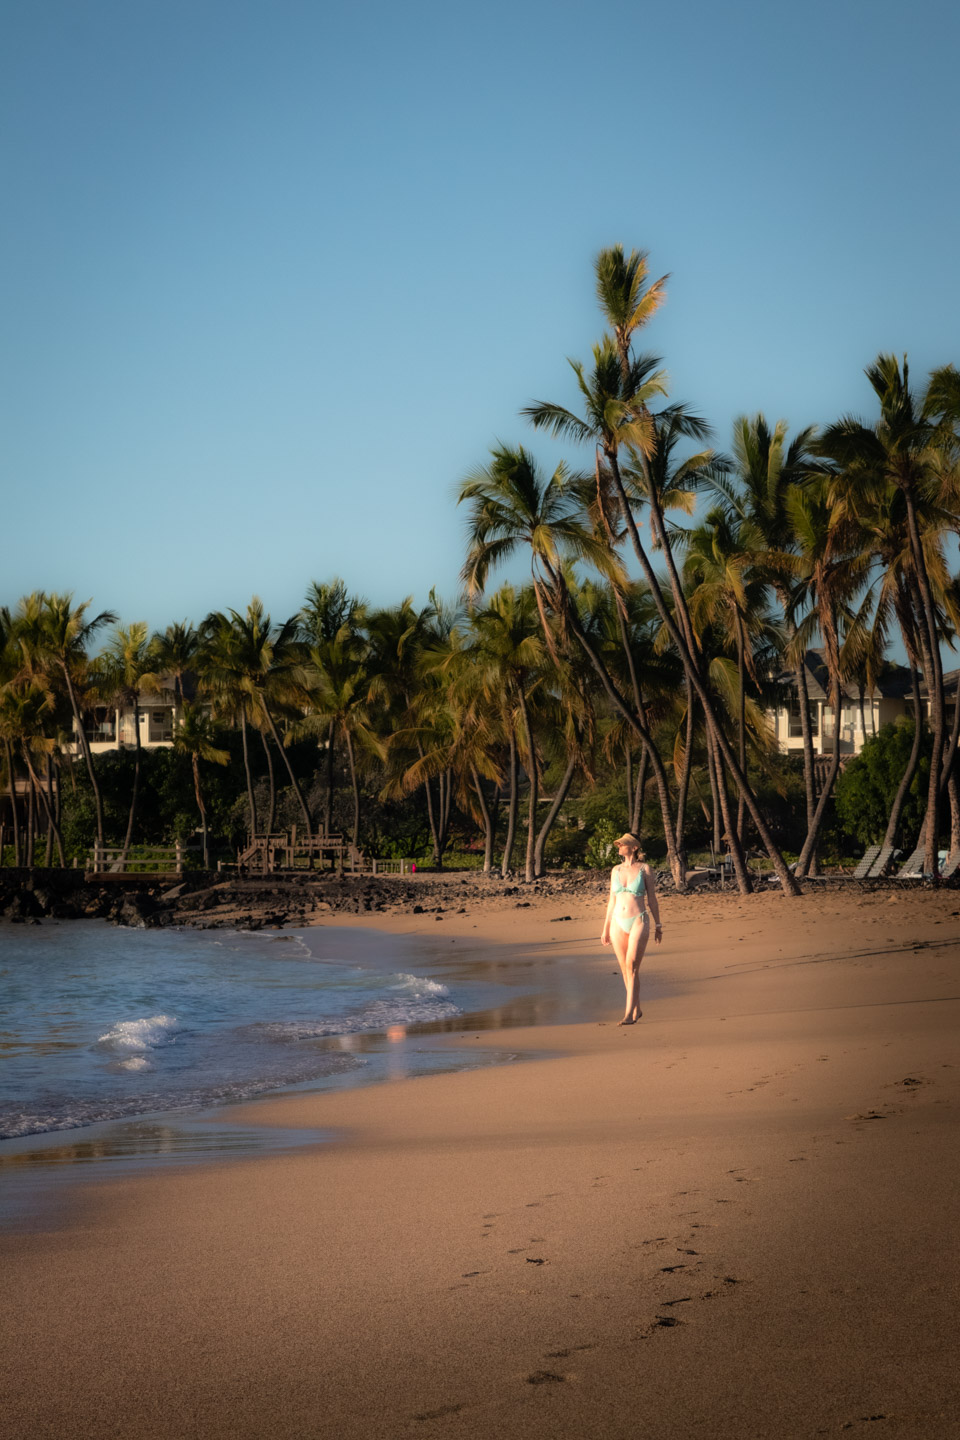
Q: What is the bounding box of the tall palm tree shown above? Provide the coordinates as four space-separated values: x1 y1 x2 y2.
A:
298 631 383 850
706 414 820 850
203 600 313 837
30 593 116 849
784 479 871 875
173 702 229 869
469 585 546 882
524 330 799 894
819 355 960 875
98 622 154 864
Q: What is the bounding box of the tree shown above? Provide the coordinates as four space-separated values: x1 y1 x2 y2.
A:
31 593 116 849
820 355 960 876
98 622 154 864
173 702 229 867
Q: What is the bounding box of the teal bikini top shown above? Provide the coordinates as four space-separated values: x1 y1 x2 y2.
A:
612 865 645 898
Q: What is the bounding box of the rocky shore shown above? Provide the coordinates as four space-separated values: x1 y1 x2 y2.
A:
2 862 947 930
0 866 612 930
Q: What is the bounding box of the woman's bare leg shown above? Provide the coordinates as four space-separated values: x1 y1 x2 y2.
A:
610 922 630 1015
622 921 650 1023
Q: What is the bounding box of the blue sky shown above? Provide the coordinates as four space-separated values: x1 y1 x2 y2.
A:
2 0 959 633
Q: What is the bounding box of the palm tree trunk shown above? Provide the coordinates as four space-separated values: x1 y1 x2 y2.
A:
344 728 360 849
710 727 753 894
631 745 648 836
25 767 35 869
938 678 960 799
547 576 685 888
192 755 208 869
501 729 519 878
625 744 633 821
61 662 105 847
793 652 817 847
471 766 494 873
25 751 65 867
736 617 747 846
706 736 722 855
674 691 695 867
516 686 538 883
903 491 945 877
948 771 960 857
607 452 799 895
263 708 311 835
5 740 21 866
240 712 258 839
44 757 55 866
534 752 577 877
323 722 335 835
882 669 924 853
260 729 277 833
796 670 844 875
119 697 142 865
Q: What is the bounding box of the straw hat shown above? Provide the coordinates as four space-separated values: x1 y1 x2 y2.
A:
614 832 642 848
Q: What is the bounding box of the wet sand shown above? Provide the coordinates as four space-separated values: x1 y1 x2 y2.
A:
3 884 960 1438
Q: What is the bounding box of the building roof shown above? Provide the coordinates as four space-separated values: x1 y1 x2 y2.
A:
779 650 913 703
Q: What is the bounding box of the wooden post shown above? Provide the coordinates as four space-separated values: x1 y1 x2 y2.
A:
372 858 378 876
175 839 183 876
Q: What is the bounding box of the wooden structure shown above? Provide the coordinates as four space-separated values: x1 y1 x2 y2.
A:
85 843 191 881
236 828 414 876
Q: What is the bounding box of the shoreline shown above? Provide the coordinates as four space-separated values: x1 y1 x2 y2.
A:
3 888 960 1437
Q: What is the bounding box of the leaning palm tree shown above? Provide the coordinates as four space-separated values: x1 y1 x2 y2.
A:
458 442 690 886
524 326 799 894
173 701 229 869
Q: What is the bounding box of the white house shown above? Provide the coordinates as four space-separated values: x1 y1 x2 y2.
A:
770 651 913 759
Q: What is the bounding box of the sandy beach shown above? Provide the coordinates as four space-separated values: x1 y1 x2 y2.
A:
3 882 960 1439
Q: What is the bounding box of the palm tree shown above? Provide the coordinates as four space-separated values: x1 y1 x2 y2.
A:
784 479 871 875
173 702 229 868
683 506 781 848
706 415 820 851
469 585 546 882
203 600 313 837
459 443 691 886
524 326 799 894
299 631 383 850
819 355 960 875
98 622 154 865
150 621 199 706
29 593 116 849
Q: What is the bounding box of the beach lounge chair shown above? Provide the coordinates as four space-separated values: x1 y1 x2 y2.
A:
865 843 895 878
894 844 925 880
852 845 882 880
939 851 960 879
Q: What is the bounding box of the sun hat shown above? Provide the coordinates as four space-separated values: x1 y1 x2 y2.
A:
614 833 641 848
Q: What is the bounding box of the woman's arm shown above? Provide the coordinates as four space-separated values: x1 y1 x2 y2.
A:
644 866 663 941
601 870 617 944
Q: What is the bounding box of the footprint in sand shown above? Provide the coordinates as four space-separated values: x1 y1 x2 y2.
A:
526 1370 566 1385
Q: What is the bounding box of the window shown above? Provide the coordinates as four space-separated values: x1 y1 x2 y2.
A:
788 701 819 738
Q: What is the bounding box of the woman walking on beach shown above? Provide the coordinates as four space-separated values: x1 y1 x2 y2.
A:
601 832 662 1024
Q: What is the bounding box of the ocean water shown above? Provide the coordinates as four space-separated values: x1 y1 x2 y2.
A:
0 921 525 1144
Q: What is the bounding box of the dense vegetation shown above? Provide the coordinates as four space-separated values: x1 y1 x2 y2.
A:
3 247 959 891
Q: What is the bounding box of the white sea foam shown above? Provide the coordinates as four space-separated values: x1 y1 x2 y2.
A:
117 1056 152 1072
97 1015 181 1052
391 973 451 998
249 972 460 1042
